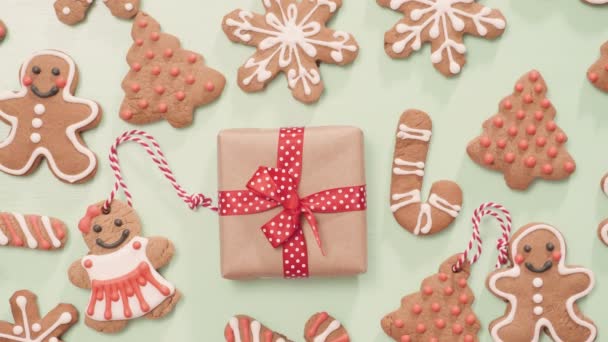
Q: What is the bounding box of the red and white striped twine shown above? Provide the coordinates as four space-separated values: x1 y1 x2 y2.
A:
452 202 512 273
103 130 217 212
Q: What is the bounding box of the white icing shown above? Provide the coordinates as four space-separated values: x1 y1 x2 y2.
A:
125 3 134 11
0 218 8 245
534 306 543 316
41 216 61 248
600 222 608 246
225 0 357 95
62 7 71 15
414 202 432 235
30 133 41 144
488 224 597 342
31 118 42 129
34 104 45 115
393 158 425 176
428 193 461 217
533 277 543 288
251 320 261 342
314 319 341 342
390 189 421 212
229 317 241 342
82 237 175 321
0 50 99 183
397 123 431 141
387 0 505 75
533 294 543 304
12 213 37 248
0 295 73 342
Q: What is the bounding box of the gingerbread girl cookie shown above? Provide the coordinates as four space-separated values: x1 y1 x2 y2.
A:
54 0 140 26
390 109 463 236
487 223 597 342
222 0 359 104
0 50 101 183
68 200 180 333
0 212 67 250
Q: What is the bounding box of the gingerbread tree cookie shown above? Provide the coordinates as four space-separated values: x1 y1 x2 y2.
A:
487 223 597 341
381 255 480 342
0 290 78 342
587 41 608 92
119 12 225 128
54 0 140 26
377 0 506 77
222 0 359 104
467 70 575 190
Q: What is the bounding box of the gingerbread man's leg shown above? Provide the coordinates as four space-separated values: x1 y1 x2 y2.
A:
144 290 181 320
0 140 38 175
46 140 97 183
548 310 596 342
491 316 537 341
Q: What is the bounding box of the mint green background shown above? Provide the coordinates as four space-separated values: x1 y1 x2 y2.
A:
2 0 608 340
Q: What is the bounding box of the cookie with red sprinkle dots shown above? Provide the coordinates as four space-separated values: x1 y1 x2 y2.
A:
467 70 576 190
120 12 225 128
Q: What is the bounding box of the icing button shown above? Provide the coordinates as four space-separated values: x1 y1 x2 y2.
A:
84 259 93 268
533 294 543 304
534 306 543 315
34 104 45 115
32 118 43 128
533 277 543 288
30 133 41 144
133 241 141 250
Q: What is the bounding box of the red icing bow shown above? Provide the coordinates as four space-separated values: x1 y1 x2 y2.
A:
78 205 102 234
218 127 367 278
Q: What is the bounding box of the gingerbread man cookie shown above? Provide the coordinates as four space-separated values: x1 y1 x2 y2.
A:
0 290 78 342
487 223 597 342
0 212 67 250
222 0 359 104
68 200 181 333
390 109 463 236
54 0 140 26
0 50 101 183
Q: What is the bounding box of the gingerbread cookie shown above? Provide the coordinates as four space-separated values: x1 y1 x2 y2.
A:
304 312 350 342
467 70 575 190
0 21 7 42
381 255 480 342
377 0 506 76
587 41 608 92
68 200 180 333
0 212 67 250
487 223 597 341
222 0 359 104
119 12 225 128
0 290 78 342
0 50 101 183
583 0 608 4
390 109 463 236
54 0 140 26
225 315 293 342
597 174 608 245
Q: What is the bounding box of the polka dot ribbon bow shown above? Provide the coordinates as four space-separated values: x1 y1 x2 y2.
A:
218 128 367 279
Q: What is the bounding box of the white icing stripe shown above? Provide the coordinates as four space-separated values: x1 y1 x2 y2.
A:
0 50 99 183
12 213 37 248
314 319 341 342
428 193 461 217
251 320 261 342
41 216 61 248
390 189 421 212
397 123 432 142
229 317 242 342
414 203 432 235
393 158 425 176
488 224 597 342
0 219 8 245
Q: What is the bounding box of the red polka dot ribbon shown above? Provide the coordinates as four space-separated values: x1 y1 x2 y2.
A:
218 128 367 279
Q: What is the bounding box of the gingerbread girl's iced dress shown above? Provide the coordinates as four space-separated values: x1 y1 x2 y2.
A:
82 236 175 321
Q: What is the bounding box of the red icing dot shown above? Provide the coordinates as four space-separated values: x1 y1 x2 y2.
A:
423 286 433 296
431 302 441 312
525 156 537 168
438 273 448 282
0 26 5 38
458 278 467 288
546 121 557 131
394 319 404 328
534 111 544 121
415 324 426 334
55 77 67 88
497 139 507 149
429 338 438 342
150 32 160 41
526 125 536 135
131 83 141 93
480 136 491 148
483 153 494 165
135 38 144 46
175 91 186 101
435 319 446 329
185 75 196 85
541 99 551 109
158 103 168 113
515 254 524 264
504 152 515 164
170 67 180 77
151 66 161 76
605 64 608 72
450 306 461 316
458 294 468 304
552 251 562 261
412 304 422 315
138 99 149 109
518 139 529 151
564 161 576 173
138 20 148 28
508 126 518 137
516 110 526 120
444 286 454 296
536 137 547 147
400 336 411 342
529 70 539 82
131 63 142 72
466 314 477 326
452 324 464 335
555 133 567 144
547 147 558 158
154 85 165 95
120 110 133 120
133 241 141 250
164 49 174 58
188 54 197 63
464 335 474 342
523 94 533 104
542 164 553 175
493 116 504 128
205 81 215 92
23 76 33 86
84 259 93 268
515 83 524 92
145 51 155 59
534 84 544 93
588 72 599 83
503 100 512 110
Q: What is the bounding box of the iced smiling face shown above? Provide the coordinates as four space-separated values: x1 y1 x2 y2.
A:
22 54 71 99
78 200 142 255
513 227 563 275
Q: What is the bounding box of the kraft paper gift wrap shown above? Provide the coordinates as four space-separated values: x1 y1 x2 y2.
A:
218 126 367 279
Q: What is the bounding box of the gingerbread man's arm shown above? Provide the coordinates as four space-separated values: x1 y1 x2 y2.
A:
62 101 101 127
147 237 175 270
0 98 24 118
68 259 91 289
487 269 521 298
561 269 593 294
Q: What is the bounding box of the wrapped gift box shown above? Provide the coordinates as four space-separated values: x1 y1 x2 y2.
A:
217 126 367 279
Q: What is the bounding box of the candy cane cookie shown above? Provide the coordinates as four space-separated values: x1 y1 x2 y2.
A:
390 109 463 236
0 213 67 250
224 315 293 342
304 312 350 342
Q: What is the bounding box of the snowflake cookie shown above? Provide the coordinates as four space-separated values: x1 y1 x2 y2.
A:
222 0 359 104
377 0 506 77
0 290 78 342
